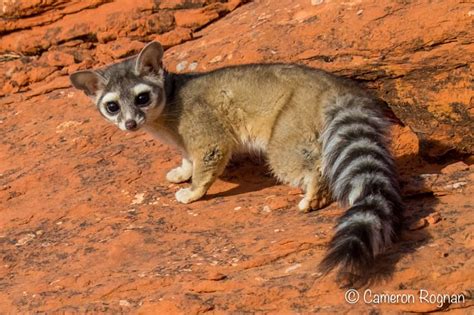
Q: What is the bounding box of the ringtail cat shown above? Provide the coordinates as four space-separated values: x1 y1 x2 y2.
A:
70 42 403 282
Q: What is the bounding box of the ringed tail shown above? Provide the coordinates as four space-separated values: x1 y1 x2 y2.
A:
318 94 404 278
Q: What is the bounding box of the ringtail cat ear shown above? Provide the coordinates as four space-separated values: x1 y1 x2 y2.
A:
135 41 164 75
70 70 104 97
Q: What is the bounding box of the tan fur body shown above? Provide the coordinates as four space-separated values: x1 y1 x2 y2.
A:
148 64 366 209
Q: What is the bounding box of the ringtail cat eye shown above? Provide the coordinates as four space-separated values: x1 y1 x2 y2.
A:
135 92 150 107
105 101 120 114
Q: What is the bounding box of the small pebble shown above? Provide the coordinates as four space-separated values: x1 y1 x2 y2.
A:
206 272 227 281
285 263 302 273
176 61 188 72
131 193 145 205
427 212 441 225
188 62 198 71
15 233 36 246
452 182 467 189
408 218 428 231
311 0 324 5
461 289 473 299
119 300 131 307
209 55 223 63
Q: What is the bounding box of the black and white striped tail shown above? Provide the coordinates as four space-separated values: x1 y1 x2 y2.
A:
318 95 403 278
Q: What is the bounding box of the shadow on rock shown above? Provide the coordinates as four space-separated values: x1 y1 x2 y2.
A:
344 192 438 288
205 155 278 199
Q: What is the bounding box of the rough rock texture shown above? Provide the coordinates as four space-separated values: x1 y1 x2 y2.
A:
163 0 474 158
0 0 473 313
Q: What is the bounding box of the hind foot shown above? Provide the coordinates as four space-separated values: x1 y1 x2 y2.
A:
298 193 332 212
298 181 332 212
298 198 311 212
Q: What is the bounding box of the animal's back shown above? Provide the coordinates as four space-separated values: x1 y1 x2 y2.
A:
177 64 367 152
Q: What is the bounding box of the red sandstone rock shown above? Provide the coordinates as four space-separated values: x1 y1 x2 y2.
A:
441 161 470 175
174 4 224 30
265 196 291 211
0 1 109 33
154 27 193 48
41 51 75 67
95 38 145 61
164 0 473 158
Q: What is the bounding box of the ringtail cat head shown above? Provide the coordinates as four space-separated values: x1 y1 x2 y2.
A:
70 41 165 131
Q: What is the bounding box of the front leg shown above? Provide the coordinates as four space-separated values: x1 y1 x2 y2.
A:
166 158 193 183
175 146 230 204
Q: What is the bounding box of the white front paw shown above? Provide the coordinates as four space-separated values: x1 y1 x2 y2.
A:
175 188 197 204
166 167 191 183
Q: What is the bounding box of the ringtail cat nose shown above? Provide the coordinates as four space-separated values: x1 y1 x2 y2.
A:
125 120 138 130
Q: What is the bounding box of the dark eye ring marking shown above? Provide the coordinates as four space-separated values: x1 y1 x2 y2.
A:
105 101 120 114
135 92 151 107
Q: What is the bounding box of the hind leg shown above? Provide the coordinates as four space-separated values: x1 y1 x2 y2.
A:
266 118 332 211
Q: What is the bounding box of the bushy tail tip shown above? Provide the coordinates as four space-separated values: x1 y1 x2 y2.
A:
318 220 376 278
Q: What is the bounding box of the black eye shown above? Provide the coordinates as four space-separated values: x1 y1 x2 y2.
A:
135 92 150 107
105 101 120 114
